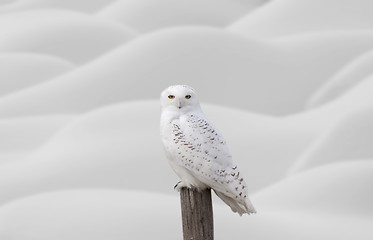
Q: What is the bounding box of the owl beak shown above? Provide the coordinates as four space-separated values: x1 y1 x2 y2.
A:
177 99 182 109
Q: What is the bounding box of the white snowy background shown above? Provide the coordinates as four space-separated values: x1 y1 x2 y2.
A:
0 0 372 239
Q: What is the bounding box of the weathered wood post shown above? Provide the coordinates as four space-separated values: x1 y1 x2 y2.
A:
180 188 214 240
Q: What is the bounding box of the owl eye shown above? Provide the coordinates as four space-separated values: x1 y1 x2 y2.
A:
168 95 175 99
185 95 191 99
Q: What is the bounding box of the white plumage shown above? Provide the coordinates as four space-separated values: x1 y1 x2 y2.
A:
160 85 256 215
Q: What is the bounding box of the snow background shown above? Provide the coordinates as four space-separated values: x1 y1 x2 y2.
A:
0 0 372 239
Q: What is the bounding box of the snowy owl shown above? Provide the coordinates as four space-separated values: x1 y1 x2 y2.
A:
160 85 256 215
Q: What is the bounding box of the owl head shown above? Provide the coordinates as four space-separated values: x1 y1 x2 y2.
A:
160 85 201 113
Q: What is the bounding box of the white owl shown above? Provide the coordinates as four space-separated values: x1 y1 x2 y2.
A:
160 85 256 215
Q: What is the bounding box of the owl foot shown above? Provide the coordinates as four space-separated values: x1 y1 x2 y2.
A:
174 181 187 191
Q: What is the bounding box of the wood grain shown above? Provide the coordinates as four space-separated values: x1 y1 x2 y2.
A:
180 188 214 240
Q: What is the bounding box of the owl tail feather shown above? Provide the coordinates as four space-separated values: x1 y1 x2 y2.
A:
214 190 256 216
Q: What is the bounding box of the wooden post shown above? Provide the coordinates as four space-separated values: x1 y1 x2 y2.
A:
180 188 214 240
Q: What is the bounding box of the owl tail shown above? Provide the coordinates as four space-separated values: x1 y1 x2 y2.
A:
214 190 256 216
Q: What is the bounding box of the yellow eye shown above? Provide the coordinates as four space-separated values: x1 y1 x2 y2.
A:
168 95 175 99
185 95 191 99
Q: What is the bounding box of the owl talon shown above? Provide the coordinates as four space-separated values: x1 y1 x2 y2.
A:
174 181 181 190
174 181 187 191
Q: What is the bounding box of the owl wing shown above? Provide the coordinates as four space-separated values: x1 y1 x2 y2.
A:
171 114 255 215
